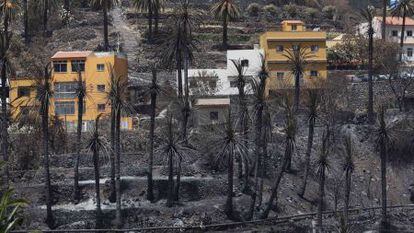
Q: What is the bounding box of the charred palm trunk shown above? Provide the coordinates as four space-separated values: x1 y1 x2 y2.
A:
261 137 291 219
103 3 109 51
294 73 301 112
344 169 351 225
148 5 153 43
399 10 407 62
167 152 174 207
182 55 189 144
109 109 116 203
174 156 182 202
222 12 228 49
367 21 374 124
382 0 387 41
177 54 183 100
115 108 122 228
64 0 70 12
43 71 54 228
147 69 157 202
298 117 315 197
1 13 9 190
380 128 388 231
255 105 263 208
317 166 326 233
92 125 102 228
225 146 234 218
43 0 49 34
154 0 160 34
74 70 84 203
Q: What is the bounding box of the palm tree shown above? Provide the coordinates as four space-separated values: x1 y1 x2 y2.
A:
298 89 320 198
361 6 375 123
382 0 388 41
91 0 119 51
391 0 414 61
133 0 165 42
0 0 18 190
35 64 54 228
211 0 240 49
73 68 86 203
153 0 165 34
282 46 313 111
316 126 331 233
147 67 160 202
261 93 296 219
86 114 107 228
377 105 389 232
230 59 250 189
343 135 354 226
106 66 130 227
210 111 247 219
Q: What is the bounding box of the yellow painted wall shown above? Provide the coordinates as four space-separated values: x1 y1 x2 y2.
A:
10 52 133 130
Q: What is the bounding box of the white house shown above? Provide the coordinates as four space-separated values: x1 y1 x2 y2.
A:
358 16 414 62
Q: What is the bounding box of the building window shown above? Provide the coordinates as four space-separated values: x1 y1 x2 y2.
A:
276 45 284 52
392 30 398 37
310 70 319 77
55 82 77 99
17 87 31 98
241 59 249 67
408 31 413 37
291 25 297 31
311 45 319 52
97 64 105 72
55 101 75 115
98 104 106 112
277 72 284 79
210 111 219 121
407 48 413 57
53 61 67 73
97 85 105 92
71 60 86 72
292 45 300 51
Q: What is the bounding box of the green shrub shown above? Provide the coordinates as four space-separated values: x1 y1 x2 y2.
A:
247 3 261 17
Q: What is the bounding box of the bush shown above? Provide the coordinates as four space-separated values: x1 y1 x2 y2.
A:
323 5 336 20
247 3 261 17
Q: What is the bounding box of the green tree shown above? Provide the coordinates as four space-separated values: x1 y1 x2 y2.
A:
283 46 313 112
0 186 26 232
391 0 414 61
91 0 119 51
211 0 240 49
298 89 320 198
361 6 375 123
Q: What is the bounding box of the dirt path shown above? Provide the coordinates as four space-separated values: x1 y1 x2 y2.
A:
111 6 142 80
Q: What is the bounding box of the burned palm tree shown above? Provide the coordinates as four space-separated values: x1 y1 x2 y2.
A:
73 67 87 203
261 93 296 219
298 88 320 198
230 59 250 189
211 0 240 49
133 0 166 42
106 66 130 228
343 135 354 226
86 114 109 228
316 126 331 233
35 63 55 228
282 46 313 111
209 110 247 219
91 0 119 50
376 104 389 232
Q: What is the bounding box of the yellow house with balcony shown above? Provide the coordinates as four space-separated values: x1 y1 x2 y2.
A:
260 20 327 94
10 51 133 131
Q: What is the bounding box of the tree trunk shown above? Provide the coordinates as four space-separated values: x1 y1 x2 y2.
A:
381 0 387 41
64 0 70 12
222 13 228 49
154 0 159 34
367 22 374 124
255 104 263 208
399 11 407 62
148 5 153 43
261 138 291 219
177 54 183 100
317 168 326 233
114 108 122 228
92 128 102 228
109 109 116 203
294 73 300 112
43 0 48 34
103 3 109 51
43 72 54 228
1 12 9 190
182 55 189 144
174 156 182 202
225 147 234 218
380 133 388 231
147 69 157 202
298 117 315 197
344 169 351 226
167 151 174 207
73 71 84 203
23 0 29 44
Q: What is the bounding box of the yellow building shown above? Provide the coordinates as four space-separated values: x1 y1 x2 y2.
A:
260 20 327 94
10 51 133 131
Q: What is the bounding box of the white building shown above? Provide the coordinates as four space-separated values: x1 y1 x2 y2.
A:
358 16 414 62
